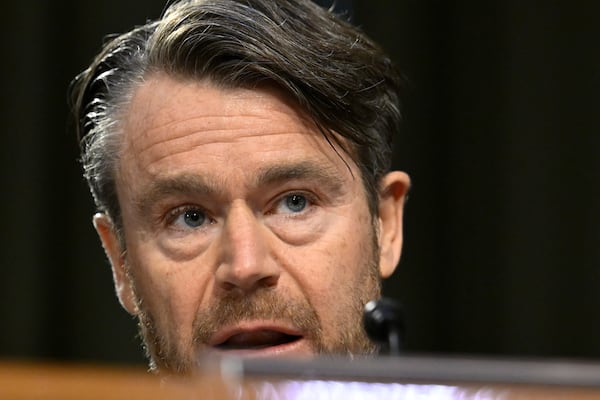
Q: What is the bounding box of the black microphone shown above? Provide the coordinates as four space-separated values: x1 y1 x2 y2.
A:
363 297 404 356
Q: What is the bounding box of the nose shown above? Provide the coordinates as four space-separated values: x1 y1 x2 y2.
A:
215 202 280 292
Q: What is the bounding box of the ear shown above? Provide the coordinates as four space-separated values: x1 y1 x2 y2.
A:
93 213 138 315
377 171 411 279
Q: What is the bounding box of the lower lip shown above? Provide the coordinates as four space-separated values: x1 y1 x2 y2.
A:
205 337 313 359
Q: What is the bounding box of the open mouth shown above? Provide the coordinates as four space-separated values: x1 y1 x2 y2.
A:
214 330 303 350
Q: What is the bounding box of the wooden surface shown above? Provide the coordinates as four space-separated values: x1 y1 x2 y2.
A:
0 361 237 400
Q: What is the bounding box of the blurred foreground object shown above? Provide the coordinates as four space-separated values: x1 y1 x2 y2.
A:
2 355 600 399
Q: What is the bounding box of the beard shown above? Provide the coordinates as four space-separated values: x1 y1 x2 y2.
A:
128 227 382 375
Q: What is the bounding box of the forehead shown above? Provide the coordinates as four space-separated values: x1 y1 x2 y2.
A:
125 74 310 135
118 73 358 188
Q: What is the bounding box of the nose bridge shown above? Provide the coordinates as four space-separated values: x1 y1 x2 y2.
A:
226 202 262 264
216 201 278 291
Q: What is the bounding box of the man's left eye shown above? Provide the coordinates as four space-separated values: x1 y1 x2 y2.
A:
275 193 310 214
286 194 307 212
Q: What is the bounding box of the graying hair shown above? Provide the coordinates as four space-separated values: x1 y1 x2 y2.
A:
70 0 404 236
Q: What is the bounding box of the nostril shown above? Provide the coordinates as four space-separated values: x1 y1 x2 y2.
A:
220 281 237 291
258 275 279 288
216 272 278 293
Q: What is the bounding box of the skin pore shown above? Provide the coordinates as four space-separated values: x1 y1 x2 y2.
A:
93 73 410 374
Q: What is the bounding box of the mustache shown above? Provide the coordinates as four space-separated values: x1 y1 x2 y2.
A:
191 289 323 345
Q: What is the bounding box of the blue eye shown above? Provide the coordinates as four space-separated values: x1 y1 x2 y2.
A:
270 193 314 217
283 194 307 213
177 208 206 228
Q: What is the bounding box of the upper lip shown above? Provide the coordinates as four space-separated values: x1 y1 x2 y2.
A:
208 321 304 349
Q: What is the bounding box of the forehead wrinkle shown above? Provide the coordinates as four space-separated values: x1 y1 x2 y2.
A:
130 113 273 157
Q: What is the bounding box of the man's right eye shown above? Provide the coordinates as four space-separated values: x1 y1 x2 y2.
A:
169 207 206 229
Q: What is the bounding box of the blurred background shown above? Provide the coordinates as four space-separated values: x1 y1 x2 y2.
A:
0 0 598 367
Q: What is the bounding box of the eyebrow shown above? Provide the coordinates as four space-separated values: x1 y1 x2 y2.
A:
134 174 220 216
134 160 348 215
253 161 346 194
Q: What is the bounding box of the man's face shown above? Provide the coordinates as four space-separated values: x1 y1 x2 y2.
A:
95 74 407 374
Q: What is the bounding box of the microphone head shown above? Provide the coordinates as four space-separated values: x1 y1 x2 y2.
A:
363 297 405 347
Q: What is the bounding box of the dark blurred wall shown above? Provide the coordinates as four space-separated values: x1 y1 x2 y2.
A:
0 0 598 366
356 0 600 357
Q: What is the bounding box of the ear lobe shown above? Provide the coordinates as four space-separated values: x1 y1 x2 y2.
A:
377 171 411 279
93 213 138 315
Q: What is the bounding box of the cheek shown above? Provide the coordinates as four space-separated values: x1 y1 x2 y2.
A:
286 230 369 309
127 243 213 337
